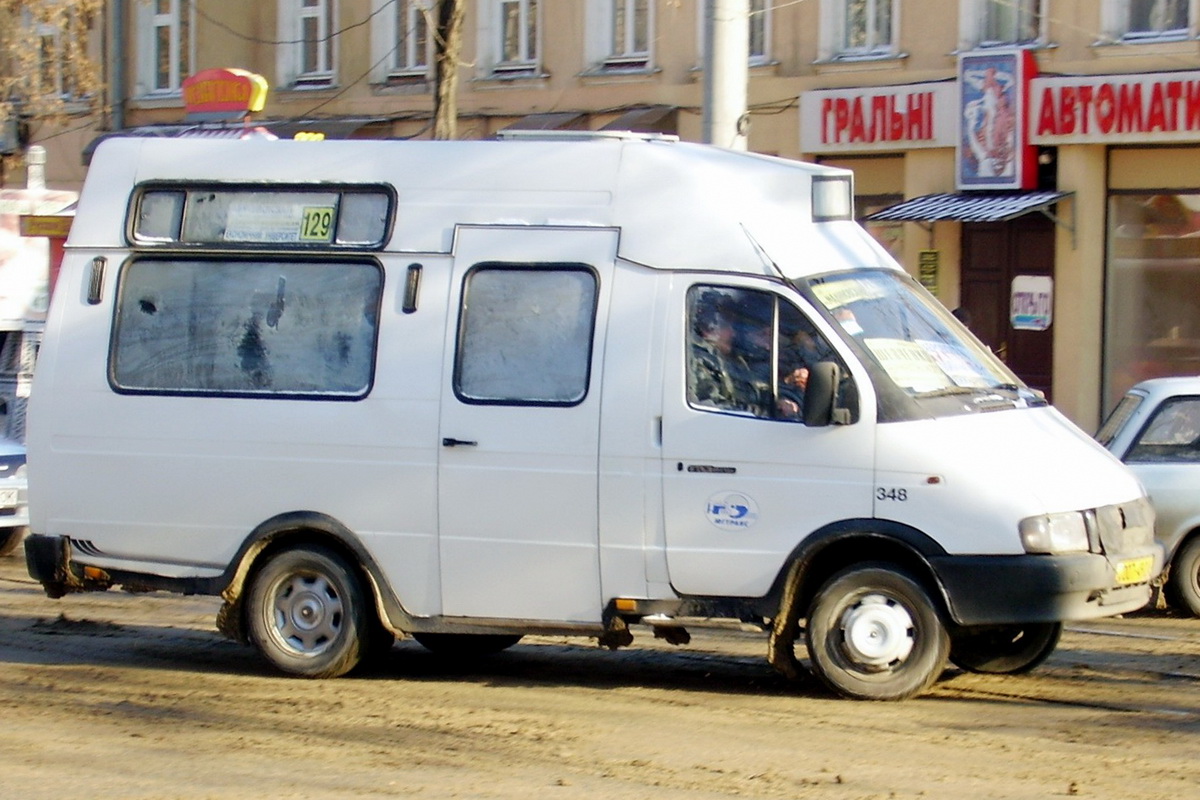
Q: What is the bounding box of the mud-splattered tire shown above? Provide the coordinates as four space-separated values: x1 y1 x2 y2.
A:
0 526 27 557
246 546 369 678
1165 537 1200 617
805 563 949 701
949 622 1061 674
412 633 523 657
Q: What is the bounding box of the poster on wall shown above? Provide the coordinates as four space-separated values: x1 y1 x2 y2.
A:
1010 275 1053 331
957 49 1038 191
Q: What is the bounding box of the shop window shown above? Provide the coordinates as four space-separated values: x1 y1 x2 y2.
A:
1104 192 1200 413
856 194 904 264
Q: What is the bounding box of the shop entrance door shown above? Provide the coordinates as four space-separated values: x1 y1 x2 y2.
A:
960 214 1056 399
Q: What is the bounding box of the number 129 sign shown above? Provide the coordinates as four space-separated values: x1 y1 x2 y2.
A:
300 206 336 242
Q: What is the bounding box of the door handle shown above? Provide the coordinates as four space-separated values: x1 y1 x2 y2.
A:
442 437 478 447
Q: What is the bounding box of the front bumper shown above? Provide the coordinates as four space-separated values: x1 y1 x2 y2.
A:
931 545 1164 626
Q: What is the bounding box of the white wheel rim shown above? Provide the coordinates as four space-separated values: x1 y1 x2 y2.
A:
839 593 915 670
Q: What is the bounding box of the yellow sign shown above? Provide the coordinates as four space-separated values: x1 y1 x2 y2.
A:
19 214 73 237
918 249 939 295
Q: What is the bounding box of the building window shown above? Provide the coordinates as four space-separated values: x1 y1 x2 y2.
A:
821 0 896 60
960 0 1043 48
1103 0 1191 42
136 0 191 96
694 1 773 69
611 0 651 67
278 0 337 87
498 0 539 72
394 0 431 75
843 0 894 55
1104 192 1200 413
749 0 771 64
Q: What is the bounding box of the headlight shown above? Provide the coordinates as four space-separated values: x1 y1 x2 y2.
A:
14 463 26 480
1019 511 1089 554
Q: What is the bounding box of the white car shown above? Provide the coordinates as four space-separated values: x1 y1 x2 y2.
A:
0 438 28 557
1098 376 1200 615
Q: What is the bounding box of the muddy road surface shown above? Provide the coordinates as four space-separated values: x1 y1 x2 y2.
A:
0 553 1197 800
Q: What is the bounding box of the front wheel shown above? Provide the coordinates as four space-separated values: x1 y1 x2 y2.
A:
805 563 949 701
949 622 1062 674
246 545 370 678
1165 537 1200 617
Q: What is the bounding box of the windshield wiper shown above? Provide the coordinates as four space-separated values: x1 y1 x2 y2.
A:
912 386 978 399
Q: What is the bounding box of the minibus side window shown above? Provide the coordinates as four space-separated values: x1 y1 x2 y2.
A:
111 258 381 398
455 265 598 406
687 285 847 422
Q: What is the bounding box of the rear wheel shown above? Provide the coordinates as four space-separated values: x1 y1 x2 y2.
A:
0 526 26 557
805 563 949 701
1165 537 1200 617
246 545 370 678
949 622 1062 674
412 633 523 657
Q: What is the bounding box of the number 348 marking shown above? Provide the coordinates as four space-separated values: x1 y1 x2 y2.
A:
876 487 908 502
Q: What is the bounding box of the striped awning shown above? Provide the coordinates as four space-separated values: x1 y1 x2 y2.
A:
865 191 1072 223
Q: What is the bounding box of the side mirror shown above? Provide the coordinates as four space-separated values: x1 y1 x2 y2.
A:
803 361 849 426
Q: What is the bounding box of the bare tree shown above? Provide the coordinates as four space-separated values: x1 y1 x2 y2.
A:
432 0 465 140
0 0 103 141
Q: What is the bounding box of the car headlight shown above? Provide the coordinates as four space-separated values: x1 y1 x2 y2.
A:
14 463 26 480
1019 511 1090 554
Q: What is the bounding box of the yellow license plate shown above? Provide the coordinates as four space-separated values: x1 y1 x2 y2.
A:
1115 555 1153 585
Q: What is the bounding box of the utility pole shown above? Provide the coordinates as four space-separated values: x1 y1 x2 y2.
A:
432 0 465 140
701 0 749 150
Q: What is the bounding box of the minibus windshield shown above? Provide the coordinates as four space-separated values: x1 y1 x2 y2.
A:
806 269 1040 409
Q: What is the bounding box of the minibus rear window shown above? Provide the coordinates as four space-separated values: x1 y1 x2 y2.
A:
110 258 381 399
131 185 392 248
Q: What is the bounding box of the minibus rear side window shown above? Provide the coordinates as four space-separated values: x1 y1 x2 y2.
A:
111 258 381 399
455 265 598 406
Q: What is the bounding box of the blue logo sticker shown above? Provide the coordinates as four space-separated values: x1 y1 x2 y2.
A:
706 492 760 530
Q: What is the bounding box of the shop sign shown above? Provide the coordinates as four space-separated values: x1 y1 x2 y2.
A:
1031 70 1200 145
800 82 957 154
957 49 1039 191
182 68 268 121
1010 275 1052 331
918 250 939 295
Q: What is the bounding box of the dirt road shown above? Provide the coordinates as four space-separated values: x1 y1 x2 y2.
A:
0 553 1196 800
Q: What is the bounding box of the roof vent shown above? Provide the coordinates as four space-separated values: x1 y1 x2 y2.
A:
494 129 678 143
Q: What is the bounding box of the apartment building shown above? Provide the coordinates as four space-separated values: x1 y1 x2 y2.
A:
20 0 1200 429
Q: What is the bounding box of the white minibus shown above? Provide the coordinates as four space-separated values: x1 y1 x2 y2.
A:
24 132 1162 700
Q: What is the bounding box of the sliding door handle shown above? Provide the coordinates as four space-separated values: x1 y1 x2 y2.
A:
442 437 478 447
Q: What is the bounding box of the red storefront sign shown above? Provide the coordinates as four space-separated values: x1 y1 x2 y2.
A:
800 82 957 154
1032 71 1200 145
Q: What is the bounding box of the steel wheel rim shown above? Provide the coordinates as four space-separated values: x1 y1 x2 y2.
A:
269 571 344 657
837 592 916 671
